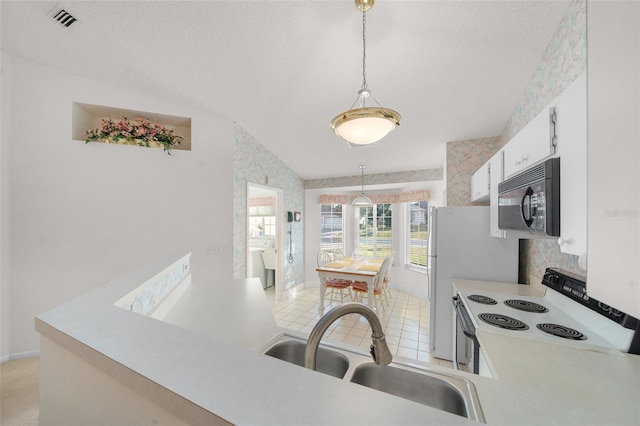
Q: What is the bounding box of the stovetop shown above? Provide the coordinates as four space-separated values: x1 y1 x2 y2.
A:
459 289 620 348
458 269 638 352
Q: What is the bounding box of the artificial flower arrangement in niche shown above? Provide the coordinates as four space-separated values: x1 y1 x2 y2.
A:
85 116 183 155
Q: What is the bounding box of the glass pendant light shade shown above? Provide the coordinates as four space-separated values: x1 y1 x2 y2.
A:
352 165 373 207
330 0 400 146
352 194 373 207
331 107 401 145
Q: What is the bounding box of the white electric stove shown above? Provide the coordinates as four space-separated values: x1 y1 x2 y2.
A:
452 268 639 374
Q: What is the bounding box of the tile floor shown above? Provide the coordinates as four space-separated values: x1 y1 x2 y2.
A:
266 285 454 369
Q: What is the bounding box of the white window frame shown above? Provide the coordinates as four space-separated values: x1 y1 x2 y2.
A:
320 203 345 255
405 200 428 272
354 204 393 258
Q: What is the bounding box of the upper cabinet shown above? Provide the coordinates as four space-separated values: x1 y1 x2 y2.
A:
503 106 556 179
472 73 588 248
470 162 490 202
555 73 587 256
586 1 639 318
488 151 504 238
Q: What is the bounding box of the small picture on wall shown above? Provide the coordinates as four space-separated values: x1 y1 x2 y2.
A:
294 212 301 222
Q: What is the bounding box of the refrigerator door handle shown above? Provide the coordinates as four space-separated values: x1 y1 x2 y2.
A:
428 255 437 301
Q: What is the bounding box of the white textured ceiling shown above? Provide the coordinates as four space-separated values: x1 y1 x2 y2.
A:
1 0 570 180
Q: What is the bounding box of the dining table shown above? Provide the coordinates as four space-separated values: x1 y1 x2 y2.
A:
315 257 384 314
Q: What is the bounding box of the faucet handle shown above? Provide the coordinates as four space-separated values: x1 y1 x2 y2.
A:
371 336 393 365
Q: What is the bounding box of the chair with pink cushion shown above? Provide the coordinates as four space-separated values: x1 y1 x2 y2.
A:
317 251 353 303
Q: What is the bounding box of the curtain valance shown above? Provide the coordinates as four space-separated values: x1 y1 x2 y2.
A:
398 189 430 202
319 194 349 204
321 189 429 205
248 197 276 207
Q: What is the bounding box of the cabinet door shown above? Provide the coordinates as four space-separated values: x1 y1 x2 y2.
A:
555 72 587 256
471 163 489 202
503 107 555 179
586 1 639 318
488 151 504 238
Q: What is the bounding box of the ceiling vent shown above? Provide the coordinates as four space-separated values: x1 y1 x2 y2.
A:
48 6 77 28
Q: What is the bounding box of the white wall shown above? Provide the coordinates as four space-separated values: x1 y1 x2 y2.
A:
304 181 444 299
1 52 11 358
392 181 444 298
1 52 234 358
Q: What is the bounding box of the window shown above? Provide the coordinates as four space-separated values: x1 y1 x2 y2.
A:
320 204 344 254
355 204 392 258
249 216 276 236
406 200 428 269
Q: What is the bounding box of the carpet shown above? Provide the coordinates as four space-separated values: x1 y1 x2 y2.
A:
0 357 39 426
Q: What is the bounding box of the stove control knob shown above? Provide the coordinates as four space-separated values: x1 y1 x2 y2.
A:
545 273 559 284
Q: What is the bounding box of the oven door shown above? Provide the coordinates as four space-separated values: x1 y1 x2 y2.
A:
452 295 480 374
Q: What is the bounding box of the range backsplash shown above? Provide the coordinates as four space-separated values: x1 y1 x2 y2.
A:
519 238 584 284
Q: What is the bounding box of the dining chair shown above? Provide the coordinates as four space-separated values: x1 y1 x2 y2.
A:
330 248 344 261
317 251 353 303
352 256 391 311
381 252 395 306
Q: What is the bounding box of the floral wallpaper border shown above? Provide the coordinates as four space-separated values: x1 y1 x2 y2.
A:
305 168 442 190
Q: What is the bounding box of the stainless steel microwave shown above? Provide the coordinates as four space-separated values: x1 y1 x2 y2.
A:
498 157 560 236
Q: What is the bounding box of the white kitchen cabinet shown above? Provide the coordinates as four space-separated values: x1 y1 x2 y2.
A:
503 106 555 179
496 73 587 249
586 1 640 318
488 151 504 238
554 72 587 256
470 162 490 202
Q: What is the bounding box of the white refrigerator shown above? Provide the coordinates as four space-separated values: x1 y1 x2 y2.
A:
428 206 518 361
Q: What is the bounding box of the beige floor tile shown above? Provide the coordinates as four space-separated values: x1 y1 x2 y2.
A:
343 335 364 346
267 286 452 369
396 346 418 359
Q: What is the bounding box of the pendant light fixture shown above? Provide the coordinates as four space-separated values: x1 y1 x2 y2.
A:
352 165 373 207
330 0 401 146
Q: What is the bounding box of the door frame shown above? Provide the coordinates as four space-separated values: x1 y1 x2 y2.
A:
246 182 284 301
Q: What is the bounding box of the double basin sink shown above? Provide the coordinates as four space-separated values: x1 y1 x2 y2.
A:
262 335 484 423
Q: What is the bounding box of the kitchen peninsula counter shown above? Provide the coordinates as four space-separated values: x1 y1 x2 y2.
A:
35 257 639 425
36 254 470 425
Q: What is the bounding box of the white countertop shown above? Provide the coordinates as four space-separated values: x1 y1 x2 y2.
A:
34 258 640 425
36 254 473 425
452 278 640 425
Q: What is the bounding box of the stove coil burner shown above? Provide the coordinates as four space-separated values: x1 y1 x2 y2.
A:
478 313 529 331
536 323 587 340
504 299 549 313
467 295 497 305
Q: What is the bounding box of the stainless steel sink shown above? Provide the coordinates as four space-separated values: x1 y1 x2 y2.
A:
350 363 468 418
261 335 484 423
264 339 350 379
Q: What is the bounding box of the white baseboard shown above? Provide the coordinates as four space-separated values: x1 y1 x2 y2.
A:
391 284 428 300
0 350 40 364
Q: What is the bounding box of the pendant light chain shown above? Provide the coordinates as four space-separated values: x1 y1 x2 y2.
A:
361 10 368 92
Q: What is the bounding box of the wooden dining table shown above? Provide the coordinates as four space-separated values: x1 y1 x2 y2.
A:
315 257 383 314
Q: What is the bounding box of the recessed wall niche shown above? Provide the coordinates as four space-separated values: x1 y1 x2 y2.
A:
72 102 192 151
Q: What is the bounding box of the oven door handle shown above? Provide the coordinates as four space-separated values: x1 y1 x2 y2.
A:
452 296 476 339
